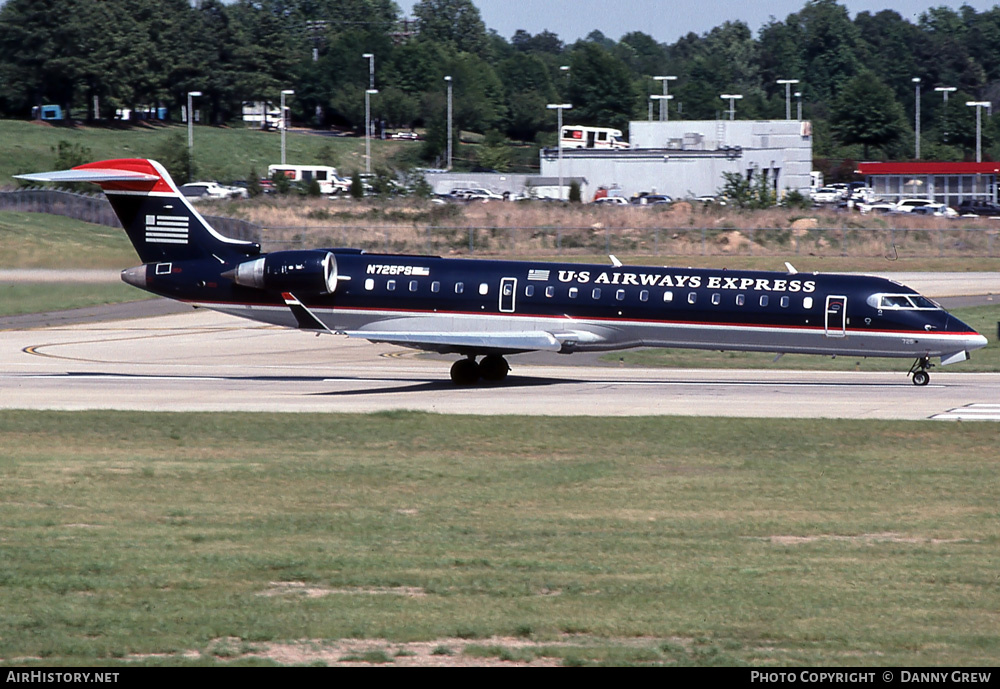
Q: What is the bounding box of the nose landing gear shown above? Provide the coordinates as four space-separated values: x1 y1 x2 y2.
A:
908 356 933 386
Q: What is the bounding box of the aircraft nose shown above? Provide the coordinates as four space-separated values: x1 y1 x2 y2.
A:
947 314 989 352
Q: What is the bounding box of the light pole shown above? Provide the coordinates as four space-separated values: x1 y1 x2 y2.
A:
913 77 921 159
966 101 990 163
362 52 374 90
653 75 677 121
186 91 202 182
795 91 802 121
362 53 375 174
560 65 570 98
445 76 453 171
651 95 673 123
776 79 799 120
364 89 378 174
280 89 294 165
547 103 572 200
720 94 742 121
936 86 956 143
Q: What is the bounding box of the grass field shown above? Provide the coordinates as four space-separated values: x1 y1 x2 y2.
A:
0 283 149 317
0 411 997 666
0 119 420 186
0 211 137 269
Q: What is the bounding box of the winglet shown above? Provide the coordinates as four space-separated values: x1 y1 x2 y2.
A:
282 293 333 333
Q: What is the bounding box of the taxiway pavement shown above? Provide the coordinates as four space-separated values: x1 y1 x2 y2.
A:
1 309 997 420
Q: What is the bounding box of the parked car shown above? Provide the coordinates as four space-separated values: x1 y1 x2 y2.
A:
631 194 672 206
391 131 419 140
593 196 630 205
451 187 504 201
857 201 897 215
956 199 1000 216
810 187 841 204
908 204 959 218
179 181 249 201
893 198 938 213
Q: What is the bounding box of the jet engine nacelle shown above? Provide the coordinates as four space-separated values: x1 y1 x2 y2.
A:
228 250 338 294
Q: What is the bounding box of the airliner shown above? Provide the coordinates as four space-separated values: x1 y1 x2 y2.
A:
16 158 988 386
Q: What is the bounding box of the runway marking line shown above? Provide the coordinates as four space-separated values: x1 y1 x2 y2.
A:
931 403 1000 421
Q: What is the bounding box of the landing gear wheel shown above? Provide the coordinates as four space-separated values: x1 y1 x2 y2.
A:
479 355 510 382
450 358 480 385
908 356 933 387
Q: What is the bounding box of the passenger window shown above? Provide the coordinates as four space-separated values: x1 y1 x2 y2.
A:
545 286 555 298
409 280 418 292
803 296 813 309
479 283 489 296
688 292 697 304
736 294 745 306
663 291 673 302
525 285 535 297
780 296 789 308
569 287 578 298
364 278 374 291
711 293 721 305
760 295 769 307
639 290 649 302
616 289 625 301
431 281 440 293
455 282 464 294
593 288 602 299
387 279 396 291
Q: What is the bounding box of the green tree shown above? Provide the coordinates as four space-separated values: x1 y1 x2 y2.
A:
350 170 364 199
412 0 489 58
155 134 195 184
566 42 637 131
830 71 908 158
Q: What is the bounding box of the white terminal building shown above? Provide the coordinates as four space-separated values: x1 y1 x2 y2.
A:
540 119 814 201
424 119 813 202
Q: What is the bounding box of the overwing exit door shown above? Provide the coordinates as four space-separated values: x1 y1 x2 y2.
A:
499 277 517 312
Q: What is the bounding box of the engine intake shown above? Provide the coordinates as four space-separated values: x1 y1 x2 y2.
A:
227 250 338 294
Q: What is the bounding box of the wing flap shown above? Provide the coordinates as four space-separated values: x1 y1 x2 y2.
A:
343 329 564 352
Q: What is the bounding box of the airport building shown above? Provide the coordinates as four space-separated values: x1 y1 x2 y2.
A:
855 161 999 205
540 119 814 201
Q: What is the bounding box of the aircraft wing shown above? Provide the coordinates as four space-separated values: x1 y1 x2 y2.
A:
341 322 607 355
279 295 606 354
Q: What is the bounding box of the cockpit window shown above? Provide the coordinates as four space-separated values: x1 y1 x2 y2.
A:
870 293 941 310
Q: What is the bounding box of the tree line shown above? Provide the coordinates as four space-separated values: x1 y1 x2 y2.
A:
2 0 999 169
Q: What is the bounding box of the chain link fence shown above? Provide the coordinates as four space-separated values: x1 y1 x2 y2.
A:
3 187 998 259
0 187 260 242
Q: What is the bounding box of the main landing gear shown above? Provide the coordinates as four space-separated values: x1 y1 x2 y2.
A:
908 356 933 386
449 355 510 385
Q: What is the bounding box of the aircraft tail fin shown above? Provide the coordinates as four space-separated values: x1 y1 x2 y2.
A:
15 159 259 264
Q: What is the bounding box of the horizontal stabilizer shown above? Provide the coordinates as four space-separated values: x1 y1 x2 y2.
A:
14 169 160 184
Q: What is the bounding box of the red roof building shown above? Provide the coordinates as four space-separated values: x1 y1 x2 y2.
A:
855 161 998 206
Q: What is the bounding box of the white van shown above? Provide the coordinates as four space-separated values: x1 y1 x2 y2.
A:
267 164 349 194
560 126 629 150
